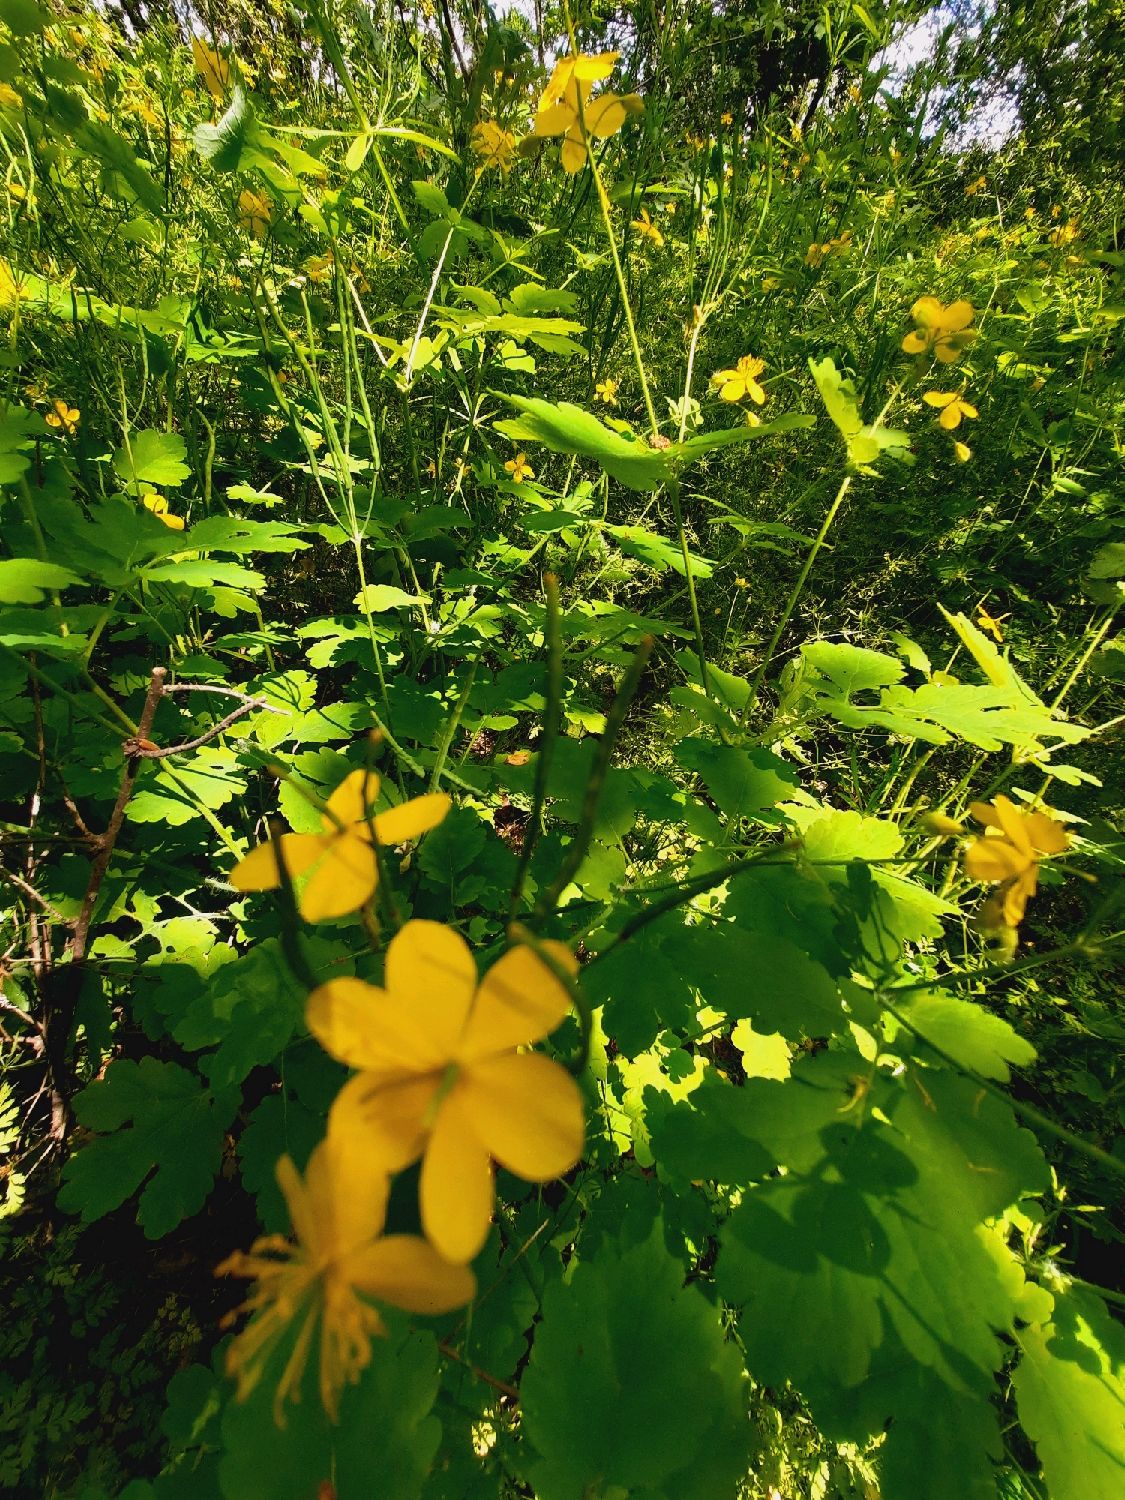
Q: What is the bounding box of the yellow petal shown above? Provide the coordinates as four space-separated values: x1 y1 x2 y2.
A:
276 1153 318 1251
910 296 944 328
462 1053 584 1182
990 795 1035 856
421 1091 494 1264
954 441 972 462
308 976 436 1074
346 1234 476 1313
969 800 1003 830
298 832 377 920
161 512 186 531
229 832 331 892
572 51 619 82
719 379 744 402
939 405 961 430
747 381 766 405
385 920 478 1056
533 101 574 138
923 391 957 408
965 837 1031 883
328 1070 436 1171
1024 812 1068 855
461 941 575 1060
560 134 587 173
959 400 979 419
373 793 451 845
323 767 380 828
942 299 975 331
901 330 929 355
311 1126 390 1255
584 94 627 137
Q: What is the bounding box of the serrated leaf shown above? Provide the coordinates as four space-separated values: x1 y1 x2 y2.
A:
114 429 191 488
354 582 430 611
1013 1286 1125 1500
58 1058 238 1237
193 87 253 173
495 395 670 491
675 737 799 818
521 1223 750 1500
892 992 1036 1081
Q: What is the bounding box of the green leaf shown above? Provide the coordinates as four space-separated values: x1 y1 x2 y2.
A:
675 737 799 818
114 429 191 489
193 87 254 172
673 410 816 461
891 992 1036 1081
521 1223 750 1500
219 1325 442 1500
606 521 714 578
0 0 47 36
142 559 265 591
1013 1286 1125 1500
184 516 310 554
808 356 912 471
803 640 905 694
354 582 430 611
0 558 84 603
58 1058 239 1237
494 396 670 491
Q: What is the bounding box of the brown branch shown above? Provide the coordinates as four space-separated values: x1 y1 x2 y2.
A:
127 692 285 759
437 1341 519 1402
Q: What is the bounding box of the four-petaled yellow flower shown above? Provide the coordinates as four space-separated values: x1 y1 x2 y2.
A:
238 188 271 239
218 1128 474 1424
142 492 185 531
309 921 586 1264
504 452 534 483
901 296 977 363
711 355 767 405
46 400 80 436
230 767 450 922
471 120 517 175
721 111 734 126
632 207 664 248
923 390 979 430
304 252 335 283
530 51 643 174
595 378 618 405
964 795 1069 930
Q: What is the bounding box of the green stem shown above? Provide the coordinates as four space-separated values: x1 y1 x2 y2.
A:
510 574 563 916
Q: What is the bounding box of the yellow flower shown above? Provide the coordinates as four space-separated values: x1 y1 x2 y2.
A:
238 188 271 239
192 37 230 103
218 1129 474 1424
964 795 1069 930
632 206 664 247
975 607 1009 642
923 390 979 430
8 181 27 201
24 379 47 404
504 452 534 483
304 252 335 283
309 921 586 1264
711 354 767 405
45 400 80 436
530 51 643 174
142 492 185 530
1048 220 1079 248
470 120 517 175
965 175 987 197
805 242 827 267
901 296 977 363
721 111 734 126
122 93 161 128
0 83 22 109
229 767 450 922
953 440 972 462
595 378 618 405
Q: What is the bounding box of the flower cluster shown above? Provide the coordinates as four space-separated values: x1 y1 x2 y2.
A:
805 230 852 267
221 769 586 1421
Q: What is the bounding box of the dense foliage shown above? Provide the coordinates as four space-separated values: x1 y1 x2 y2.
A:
1 1 1122 1497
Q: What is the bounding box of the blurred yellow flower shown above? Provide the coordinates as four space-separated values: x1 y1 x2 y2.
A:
45 400 80 436
0 84 22 109
238 188 271 239
530 51 643 174
230 767 450 922
309 920 585 1264
142 492 185 530
711 354 767 405
304 252 334 283
595 378 618 405
923 390 979 430
974 606 1009 642
965 175 987 197
805 242 827 267
1048 220 1079 247
902 296 977 363
964 795 1069 930
721 111 734 126
504 452 534 483
192 37 229 103
471 120 517 174
219 1130 474 1423
122 93 161 128
632 206 664 247
953 440 972 462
